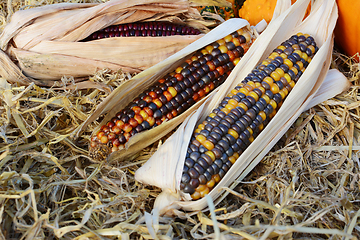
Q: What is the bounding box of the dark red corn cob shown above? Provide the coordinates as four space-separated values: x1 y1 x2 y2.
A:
89 28 255 160
179 33 319 200
83 21 202 41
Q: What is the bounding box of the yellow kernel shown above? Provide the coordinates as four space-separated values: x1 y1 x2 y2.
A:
284 59 293 68
279 89 286 99
258 86 266 94
258 123 264 131
205 45 214 53
228 99 239 107
270 71 280 81
294 50 302 56
229 156 236 164
233 152 240 159
249 136 254 142
289 80 296 88
277 45 286 50
255 82 261 88
168 86 177 97
209 112 216 118
196 134 206 144
263 76 274 85
259 111 267 121
224 34 233 42
262 94 270 103
280 53 288 59
232 37 240 46
218 45 228 53
290 67 298 75
237 28 244 35
201 49 209 55
205 151 216 161
284 73 292 83
308 45 315 54
191 191 201 200
195 184 207 192
139 110 149 120
204 140 215 150
247 81 256 89
261 60 269 66
302 53 308 61
191 56 198 61
246 127 253 135
195 128 201 133
225 104 234 111
248 91 259 101
297 32 304 36
175 67 183 73
268 55 275 60
271 84 280 94
275 68 285 77
270 52 279 58
198 123 205 130
239 87 249 95
227 93 234 98
217 39 225 45
221 108 230 115
228 129 239 139
213 174 221 183
233 58 240 65
207 179 216 188
230 90 239 97
269 99 277 109
238 102 248 111
200 187 210 198
296 61 304 70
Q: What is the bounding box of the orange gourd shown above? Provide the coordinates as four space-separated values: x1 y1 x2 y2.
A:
334 0 360 61
238 0 310 26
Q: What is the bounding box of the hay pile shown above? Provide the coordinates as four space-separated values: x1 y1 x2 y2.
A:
0 0 359 239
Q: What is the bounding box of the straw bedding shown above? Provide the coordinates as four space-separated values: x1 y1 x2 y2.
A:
0 0 359 239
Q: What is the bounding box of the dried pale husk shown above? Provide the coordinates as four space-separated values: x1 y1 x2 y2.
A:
0 0 220 86
135 0 351 216
76 18 257 162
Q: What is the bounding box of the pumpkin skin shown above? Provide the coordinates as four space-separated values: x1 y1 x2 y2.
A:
238 0 278 26
334 0 360 61
238 0 310 26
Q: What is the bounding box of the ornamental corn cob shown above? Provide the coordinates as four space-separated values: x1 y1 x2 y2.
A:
89 28 255 160
83 22 201 41
180 33 318 200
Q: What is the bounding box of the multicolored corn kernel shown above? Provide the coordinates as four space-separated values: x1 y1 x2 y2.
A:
89 28 255 160
82 21 202 41
180 33 319 200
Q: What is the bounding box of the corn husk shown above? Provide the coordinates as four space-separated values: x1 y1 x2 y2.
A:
0 0 221 86
135 0 351 216
76 18 260 162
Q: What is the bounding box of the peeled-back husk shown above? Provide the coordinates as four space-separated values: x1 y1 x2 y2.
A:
0 0 221 86
76 18 257 162
135 0 351 216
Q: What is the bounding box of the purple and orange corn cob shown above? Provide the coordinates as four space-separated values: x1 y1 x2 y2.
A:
89 28 255 160
180 33 319 200
83 21 202 41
